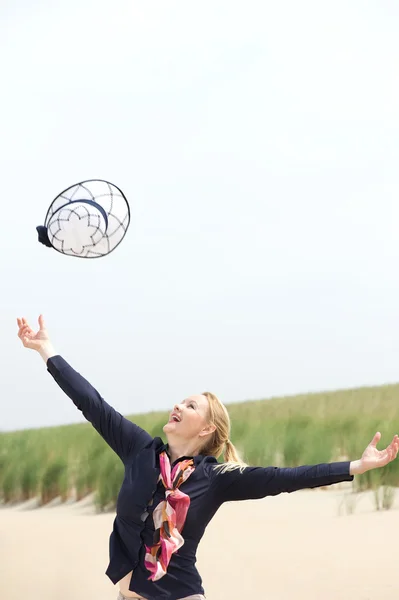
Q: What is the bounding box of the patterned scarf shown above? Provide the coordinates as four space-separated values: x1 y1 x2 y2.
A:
144 451 195 581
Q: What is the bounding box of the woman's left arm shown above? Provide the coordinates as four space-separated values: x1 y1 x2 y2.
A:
212 432 399 502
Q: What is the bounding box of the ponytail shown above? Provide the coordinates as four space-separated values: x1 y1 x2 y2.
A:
201 391 247 473
224 439 244 464
216 438 247 473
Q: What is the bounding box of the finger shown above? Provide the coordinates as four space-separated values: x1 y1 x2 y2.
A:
20 325 34 338
380 449 391 466
369 432 381 448
388 437 398 453
18 330 30 341
17 325 29 340
21 317 31 330
38 315 46 330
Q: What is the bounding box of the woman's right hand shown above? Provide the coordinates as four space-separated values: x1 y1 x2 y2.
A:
17 315 56 361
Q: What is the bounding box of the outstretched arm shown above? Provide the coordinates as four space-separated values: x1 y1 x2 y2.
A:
212 461 354 502
211 432 399 503
17 316 153 463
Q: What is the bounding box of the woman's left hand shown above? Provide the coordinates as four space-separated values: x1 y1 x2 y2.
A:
350 432 399 475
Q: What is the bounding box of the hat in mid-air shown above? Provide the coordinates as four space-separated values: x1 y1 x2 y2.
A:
36 179 130 258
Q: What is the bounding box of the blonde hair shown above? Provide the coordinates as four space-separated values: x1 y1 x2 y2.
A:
200 391 247 473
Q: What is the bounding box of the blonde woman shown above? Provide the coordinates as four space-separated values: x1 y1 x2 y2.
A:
17 315 399 600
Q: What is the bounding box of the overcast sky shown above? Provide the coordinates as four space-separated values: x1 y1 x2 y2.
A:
1 1 399 432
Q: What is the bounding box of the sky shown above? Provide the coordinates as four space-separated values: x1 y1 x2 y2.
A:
1 1 399 432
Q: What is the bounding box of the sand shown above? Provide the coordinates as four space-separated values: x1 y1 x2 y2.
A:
1 487 398 600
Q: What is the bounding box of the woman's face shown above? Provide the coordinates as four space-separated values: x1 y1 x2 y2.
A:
163 395 214 442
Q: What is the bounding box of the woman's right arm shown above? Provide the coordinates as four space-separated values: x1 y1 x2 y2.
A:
17 315 153 463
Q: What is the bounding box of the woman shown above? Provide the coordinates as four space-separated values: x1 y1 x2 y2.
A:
17 315 399 600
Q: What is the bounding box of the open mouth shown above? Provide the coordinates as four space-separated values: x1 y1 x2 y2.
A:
170 414 181 423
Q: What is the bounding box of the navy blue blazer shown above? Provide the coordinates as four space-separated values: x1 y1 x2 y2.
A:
47 356 354 600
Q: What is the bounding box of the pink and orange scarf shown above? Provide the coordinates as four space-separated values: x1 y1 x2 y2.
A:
144 452 195 581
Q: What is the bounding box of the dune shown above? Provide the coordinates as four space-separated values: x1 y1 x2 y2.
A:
1 487 399 600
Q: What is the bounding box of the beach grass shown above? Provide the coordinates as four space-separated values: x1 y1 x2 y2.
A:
1 382 399 510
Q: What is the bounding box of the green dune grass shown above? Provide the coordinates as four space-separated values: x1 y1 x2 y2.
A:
1 383 399 510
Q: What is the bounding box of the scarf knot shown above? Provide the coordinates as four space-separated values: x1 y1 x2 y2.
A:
144 452 195 581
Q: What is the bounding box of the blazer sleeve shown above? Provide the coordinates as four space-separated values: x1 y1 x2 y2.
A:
47 355 153 463
211 461 354 502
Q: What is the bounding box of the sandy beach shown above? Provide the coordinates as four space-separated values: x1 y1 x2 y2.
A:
1 487 398 600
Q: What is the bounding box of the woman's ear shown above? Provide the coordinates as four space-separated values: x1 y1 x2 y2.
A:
199 423 217 438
